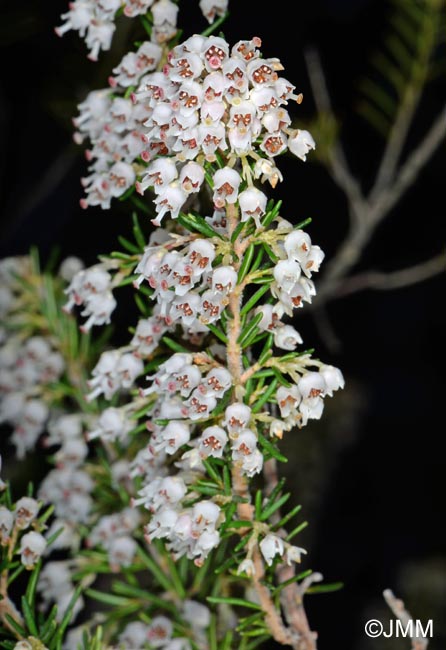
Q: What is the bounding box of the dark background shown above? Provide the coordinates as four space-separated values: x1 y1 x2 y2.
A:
1 1 445 649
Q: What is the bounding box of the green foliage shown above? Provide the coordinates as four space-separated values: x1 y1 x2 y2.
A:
357 0 445 136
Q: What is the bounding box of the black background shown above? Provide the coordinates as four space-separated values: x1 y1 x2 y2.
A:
0 1 445 649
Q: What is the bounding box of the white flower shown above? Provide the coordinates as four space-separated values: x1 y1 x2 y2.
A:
86 19 116 62
119 621 150 648
108 161 135 197
274 324 303 351
285 544 307 565
38 561 73 602
0 506 13 541
320 365 345 396
253 158 283 188
13 642 31 650
231 430 263 476
198 425 228 458
273 259 301 294
186 239 215 276
55 1 93 39
288 129 316 161
147 615 173 647
151 421 191 455
238 187 267 228
80 291 116 331
179 161 205 194
115 352 144 388
224 403 251 437
137 158 178 195
298 372 326 400
237 558 255 576
211 266 237 294
192 501 220 531
144 508 179 544
182 391 216 421
260 533 284 566
19 531 47 568
55 439 88 469
284 230 312 265
276 385 301 418
15 497 39 529
212 167 241 207
183 599 211 628
255 304 280 331
59 256 84 282
231 429 257 459
108 535 137 569
153 184 187 225
88 407 132 442
199 0 228 23
193 528 220 564
199 367 232 398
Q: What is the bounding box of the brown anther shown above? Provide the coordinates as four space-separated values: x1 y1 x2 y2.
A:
217 182 235 196
208 376 222 391
203 436 222 450
264 136 283 154
238 443 251 455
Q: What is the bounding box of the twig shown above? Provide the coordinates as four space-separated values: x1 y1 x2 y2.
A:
335 252 445 297
383 589 429 650
304 48 365 223
304 47 446 306
227 205 316 649
371 106 446 223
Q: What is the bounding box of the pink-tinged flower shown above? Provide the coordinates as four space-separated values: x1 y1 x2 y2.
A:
179 161 205 194
153 184 187 225
199 425 228 458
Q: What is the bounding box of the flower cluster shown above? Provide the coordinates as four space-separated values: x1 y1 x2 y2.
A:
0 258 68 458
0 495 47 569
37 561 84 622
56 0 228 60
117 601 210 650
38 413 93 549
135 229 231 332
63 262 117 331
86 348 144 400
87 507 140 570
276 365 344 428
74 33 315 218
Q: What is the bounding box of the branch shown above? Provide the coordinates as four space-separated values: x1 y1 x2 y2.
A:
335 252 445 298
383 589 429 650
304 48 366 224
371 105 446 223
305 46 446 308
